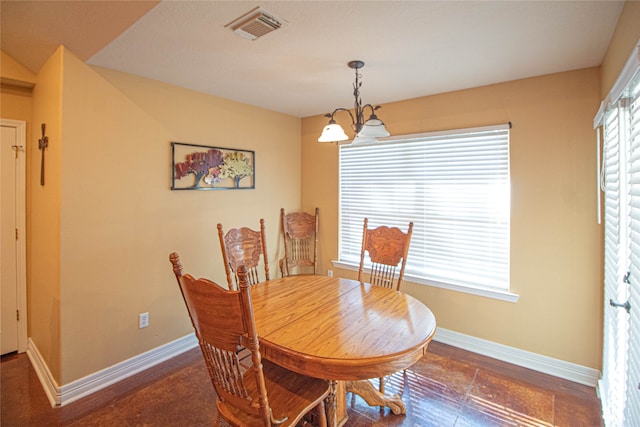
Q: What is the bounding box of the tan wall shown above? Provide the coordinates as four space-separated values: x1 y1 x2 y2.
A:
600 1 640 98
0 84 32 125
302 67 603 369
0 52 34 196
1 51 37 86
53 49 301 384
6 46 301 385
29 46 65 381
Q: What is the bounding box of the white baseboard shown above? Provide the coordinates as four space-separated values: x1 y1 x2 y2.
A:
27 333 198 407
434 328 601 387
26 338 62 407
26 328 599 408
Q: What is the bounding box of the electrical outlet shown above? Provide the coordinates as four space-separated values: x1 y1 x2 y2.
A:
327 269 333 277
139 312 149 329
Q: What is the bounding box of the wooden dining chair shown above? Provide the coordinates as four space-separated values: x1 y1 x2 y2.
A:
358 218 414 291
358 218 414 396
279 208 319 277
218 219 270 290
169 253 330 427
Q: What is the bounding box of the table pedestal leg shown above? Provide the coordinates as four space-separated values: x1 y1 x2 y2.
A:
324 381 349 427
345 379 406 415
326 380 337 427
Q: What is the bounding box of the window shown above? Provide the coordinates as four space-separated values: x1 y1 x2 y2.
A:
336 124 514 301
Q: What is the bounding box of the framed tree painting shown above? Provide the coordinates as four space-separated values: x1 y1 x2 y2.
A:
171 142 255 190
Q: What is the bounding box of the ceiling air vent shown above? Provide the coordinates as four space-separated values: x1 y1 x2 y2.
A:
225 7 286 41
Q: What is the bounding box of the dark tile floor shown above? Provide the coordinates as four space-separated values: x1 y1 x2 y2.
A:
1 341 603 426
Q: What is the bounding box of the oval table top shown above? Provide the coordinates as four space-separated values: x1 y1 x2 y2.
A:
250 275 437 381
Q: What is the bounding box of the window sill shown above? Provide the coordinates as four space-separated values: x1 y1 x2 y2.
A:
331 260 520 303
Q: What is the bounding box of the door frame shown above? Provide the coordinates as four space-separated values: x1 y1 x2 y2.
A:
1 118 27 353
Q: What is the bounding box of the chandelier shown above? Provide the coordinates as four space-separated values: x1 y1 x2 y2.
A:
318 60 390 144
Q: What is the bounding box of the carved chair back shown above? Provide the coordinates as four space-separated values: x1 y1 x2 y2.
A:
217 219 270 290
280 208 319 277
358 218 414 291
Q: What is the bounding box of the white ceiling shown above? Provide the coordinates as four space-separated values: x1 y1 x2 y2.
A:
1 1 624 118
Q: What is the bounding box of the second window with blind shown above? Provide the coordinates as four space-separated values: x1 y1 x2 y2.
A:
336 124 513 300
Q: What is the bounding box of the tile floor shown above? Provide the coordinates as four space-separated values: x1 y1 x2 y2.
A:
1 341 603 426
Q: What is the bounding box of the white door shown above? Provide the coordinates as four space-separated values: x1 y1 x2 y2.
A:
0 119 26 355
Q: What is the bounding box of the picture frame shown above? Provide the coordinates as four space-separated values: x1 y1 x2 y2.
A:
171 142 255 190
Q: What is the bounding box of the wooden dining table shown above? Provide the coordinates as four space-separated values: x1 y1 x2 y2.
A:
250 274 437 427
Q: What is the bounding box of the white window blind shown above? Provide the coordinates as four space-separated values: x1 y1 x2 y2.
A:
598 41 640 426
601 104 628 427
624 71 640 425
338 124 510 293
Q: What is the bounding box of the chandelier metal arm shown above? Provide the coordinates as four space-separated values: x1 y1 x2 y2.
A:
326 107 354 120
328 106 381 134
317 60 390 143
327 108 356 129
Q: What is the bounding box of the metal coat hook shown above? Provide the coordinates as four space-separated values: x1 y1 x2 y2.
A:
38 123 48 186
11 145 24 159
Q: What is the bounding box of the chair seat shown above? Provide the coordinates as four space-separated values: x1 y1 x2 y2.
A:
218 360 329 427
